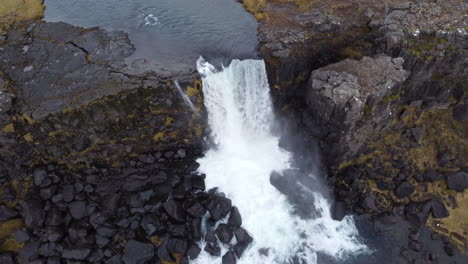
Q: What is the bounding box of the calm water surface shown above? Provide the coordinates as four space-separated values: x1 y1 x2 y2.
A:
44 0 259 73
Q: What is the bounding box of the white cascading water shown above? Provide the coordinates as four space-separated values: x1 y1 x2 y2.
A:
193 57 367 264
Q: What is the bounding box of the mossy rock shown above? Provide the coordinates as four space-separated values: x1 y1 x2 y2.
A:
0 0 45 34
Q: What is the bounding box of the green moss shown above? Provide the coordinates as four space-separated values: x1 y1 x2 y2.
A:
382 94 400 104
364 104 372 115
337 161 352 171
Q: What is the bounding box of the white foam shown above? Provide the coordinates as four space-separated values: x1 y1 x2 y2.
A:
193 57 368 264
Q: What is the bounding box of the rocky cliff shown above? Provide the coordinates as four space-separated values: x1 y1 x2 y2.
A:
241 0 468 263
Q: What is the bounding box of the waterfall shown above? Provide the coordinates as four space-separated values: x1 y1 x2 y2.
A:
194 57 367 264
175 80 198 113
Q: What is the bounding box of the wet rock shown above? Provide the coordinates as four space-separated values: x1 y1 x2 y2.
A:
20 199 45 228
447 171 468 192
234 227 253 245
157 242 174 262
206 196 232 221
431 199 449 219
62 248 91 260
122 240 154 264
166 238 188 254
331 200 346 221
163 199 186 223
190 218 202 240
69 201 87 219
204 242 221 257
394 182 415 199
228 206 242 227
222 251 237 264
185 202 206 217
0 206 17 221
190 175 205 191
168 224 187 238
187 243 201 260
216 224 233 244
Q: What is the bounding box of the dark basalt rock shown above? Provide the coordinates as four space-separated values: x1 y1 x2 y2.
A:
14 229 31 244
187 243 201 260
204 242 221 257
422 170 443 182
446 171 468 192
216 224 233 244
430 199 449 219
33 168 47 186
68 201 87 220
122 240 154 264
331 200 346 221
185 201 206 218
234 227 253 245
228 206 242 227
222 251 237 264
394 182 415 199
20 199 45 228
0 206 17 221
206 196 232 221
163 199 186 223
166 238 188 254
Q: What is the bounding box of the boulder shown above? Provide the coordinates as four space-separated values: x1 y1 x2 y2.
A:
166 238 188 254
122 240 154 264
430 199 449 219
206 196 232 221
0 206 17 221
204 242 221 257
187 243 201 260
20 200 45 228
14 229 30 243
447 171 468 192
222 251 237 264
422 170 443 182
33 168 47 186
62 185 75 202
394 182 415 199
331 200 347 221
228 206 242 227
163 199 186 223
216 224 233 244
68 201 87 219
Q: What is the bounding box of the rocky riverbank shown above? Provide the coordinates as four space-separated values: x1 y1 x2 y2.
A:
241 0 467 263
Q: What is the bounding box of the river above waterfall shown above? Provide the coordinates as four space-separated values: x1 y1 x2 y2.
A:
44 0 259 74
